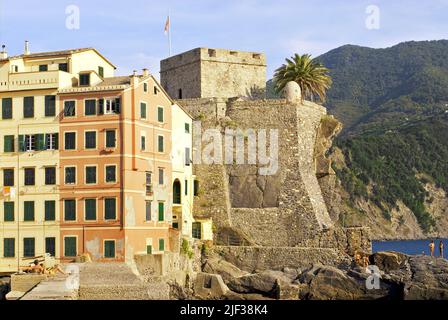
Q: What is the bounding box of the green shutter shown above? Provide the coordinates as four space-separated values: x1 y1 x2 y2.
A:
4 202 14 222
114 98 121 114
85 199 96 221
64 200 76 221
54 133 59 150
4 135 14 152
146 245 152 254
64 237 77 257
36 134 45 150
158 202 164 221
105 198 116 220
158 107 164 122
158 136 164 152
23 238 35 257
98 99 104 114
159 239 165 251
24 201 35 221
104 240 115 258
18 135 25 152
45 201 55 221
4 238 15 258
140 103 146 118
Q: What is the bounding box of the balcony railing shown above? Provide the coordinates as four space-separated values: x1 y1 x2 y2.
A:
0 70 74 92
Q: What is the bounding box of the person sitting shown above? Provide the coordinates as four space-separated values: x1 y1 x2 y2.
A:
21 260 45 274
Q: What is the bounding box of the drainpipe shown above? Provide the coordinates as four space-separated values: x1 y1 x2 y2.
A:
130 71 138 171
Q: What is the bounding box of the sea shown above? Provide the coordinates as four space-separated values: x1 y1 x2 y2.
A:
372 238 448 256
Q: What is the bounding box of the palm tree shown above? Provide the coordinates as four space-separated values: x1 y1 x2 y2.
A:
273 53 332 102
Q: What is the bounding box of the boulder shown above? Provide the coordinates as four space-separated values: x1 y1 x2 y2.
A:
202 257 248 283
370 251 407 273
194 273 229 299
227 270 292 296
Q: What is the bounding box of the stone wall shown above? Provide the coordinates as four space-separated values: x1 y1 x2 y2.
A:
161 48 266 99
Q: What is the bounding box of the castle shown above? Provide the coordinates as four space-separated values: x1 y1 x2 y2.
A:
161 48 371 271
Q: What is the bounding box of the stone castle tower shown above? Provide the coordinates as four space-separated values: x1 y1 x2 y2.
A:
160 48 267 99
160 48 371 271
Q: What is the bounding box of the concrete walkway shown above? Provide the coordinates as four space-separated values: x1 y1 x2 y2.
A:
21 274 77 300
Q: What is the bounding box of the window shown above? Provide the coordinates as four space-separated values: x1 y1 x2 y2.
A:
105 165 116 183
98 66 104 78
46 133 58 150
64 101 76 117
84 99 96 116
159 238 165 251
153 86 159 95
64 237 77 257
104 240 115 258
4 135 14 152
192 222 202 239
85 199 97 221
64 200 76 221
145 201 151 221
158 202 164 221
100 97 121 114
194 180 199 196
141 135 146 151
79 73 90 86
185 123 190 134
45 200 56 221
24 134 36 151
105 130 116 148
3 238 15 257
24 201 35 221
64 132 76 150
2 97 12 119
4 202 14 222
146 172 152 194
143 83 148 92
39 64 48 72
45 167 56 185
3 169 14 186
185 147 191 166
45 95 56 117
158 135 164 152
24 238 35 257
85 131 96 149
157 107 164 122
104 198 116 220
59 63 68 72
178 89 182 99
65 167 76 184
85 166 97 184
140 102 147 119
23 97 34 118
45 237 56 257
158 168 164 185
185 180 188 196
146 245 152 254
24 168 35 186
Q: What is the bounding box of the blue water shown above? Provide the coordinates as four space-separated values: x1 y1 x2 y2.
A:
372 238 448 256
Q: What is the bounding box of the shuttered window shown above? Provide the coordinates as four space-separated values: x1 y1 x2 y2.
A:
104 198 116 220
145 201 151 221
106 130 116 148
24 201 35 221
64 237 77 257
23 238 35 257
104 240 115 258
2 97 12 119
64 101 76 117
158 135 164 152
85 199 97 221
45 237 56 257
105 165 116 183
23 97 34 118
85 166 96 184
157 107 164 122
65 167 76 184
44 95 56 117
64 132 76 150
140 102 147 119
24 168 35 185
3 135 14 152
3 238 15 257
45 200 56 221
64 200 76 221
84 99 96 116
158 202 164 221
3 168 14 186
159 238 165 251
4 202 14 222
45 167 56 185
85 131 96 149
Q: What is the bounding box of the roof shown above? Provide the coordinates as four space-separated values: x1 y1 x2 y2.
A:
99 76 132 86
1 47 117 68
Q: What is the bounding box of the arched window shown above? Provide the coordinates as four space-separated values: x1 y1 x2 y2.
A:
173 179 181 204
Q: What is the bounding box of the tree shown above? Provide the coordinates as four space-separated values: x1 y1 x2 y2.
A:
273 53 332 102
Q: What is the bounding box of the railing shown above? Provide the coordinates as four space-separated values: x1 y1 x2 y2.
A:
0 70 73 92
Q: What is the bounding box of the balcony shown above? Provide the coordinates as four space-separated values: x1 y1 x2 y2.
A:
0 70 74 92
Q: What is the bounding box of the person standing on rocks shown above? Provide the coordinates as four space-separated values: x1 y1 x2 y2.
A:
439 240 444 258
429 240 435 257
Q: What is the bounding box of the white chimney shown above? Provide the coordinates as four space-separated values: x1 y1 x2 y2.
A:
142 68 149 77
131 70 139 86
24 40 30 55
0 45 7 59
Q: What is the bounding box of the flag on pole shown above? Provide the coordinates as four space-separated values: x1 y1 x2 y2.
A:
164 15 170 35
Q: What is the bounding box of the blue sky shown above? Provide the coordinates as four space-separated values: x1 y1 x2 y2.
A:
0 0 447 78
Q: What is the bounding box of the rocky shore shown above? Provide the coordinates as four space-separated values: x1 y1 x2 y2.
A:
186 251 448 300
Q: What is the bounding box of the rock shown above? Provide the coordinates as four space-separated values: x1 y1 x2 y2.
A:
370 251 407 273
274 278 300 300
283 81 302 103
194 273 229 299
202 257 248 283
282 267 300 280
227 270 292 297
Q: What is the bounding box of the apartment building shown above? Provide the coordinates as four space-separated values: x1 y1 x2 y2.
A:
0 43 194 272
